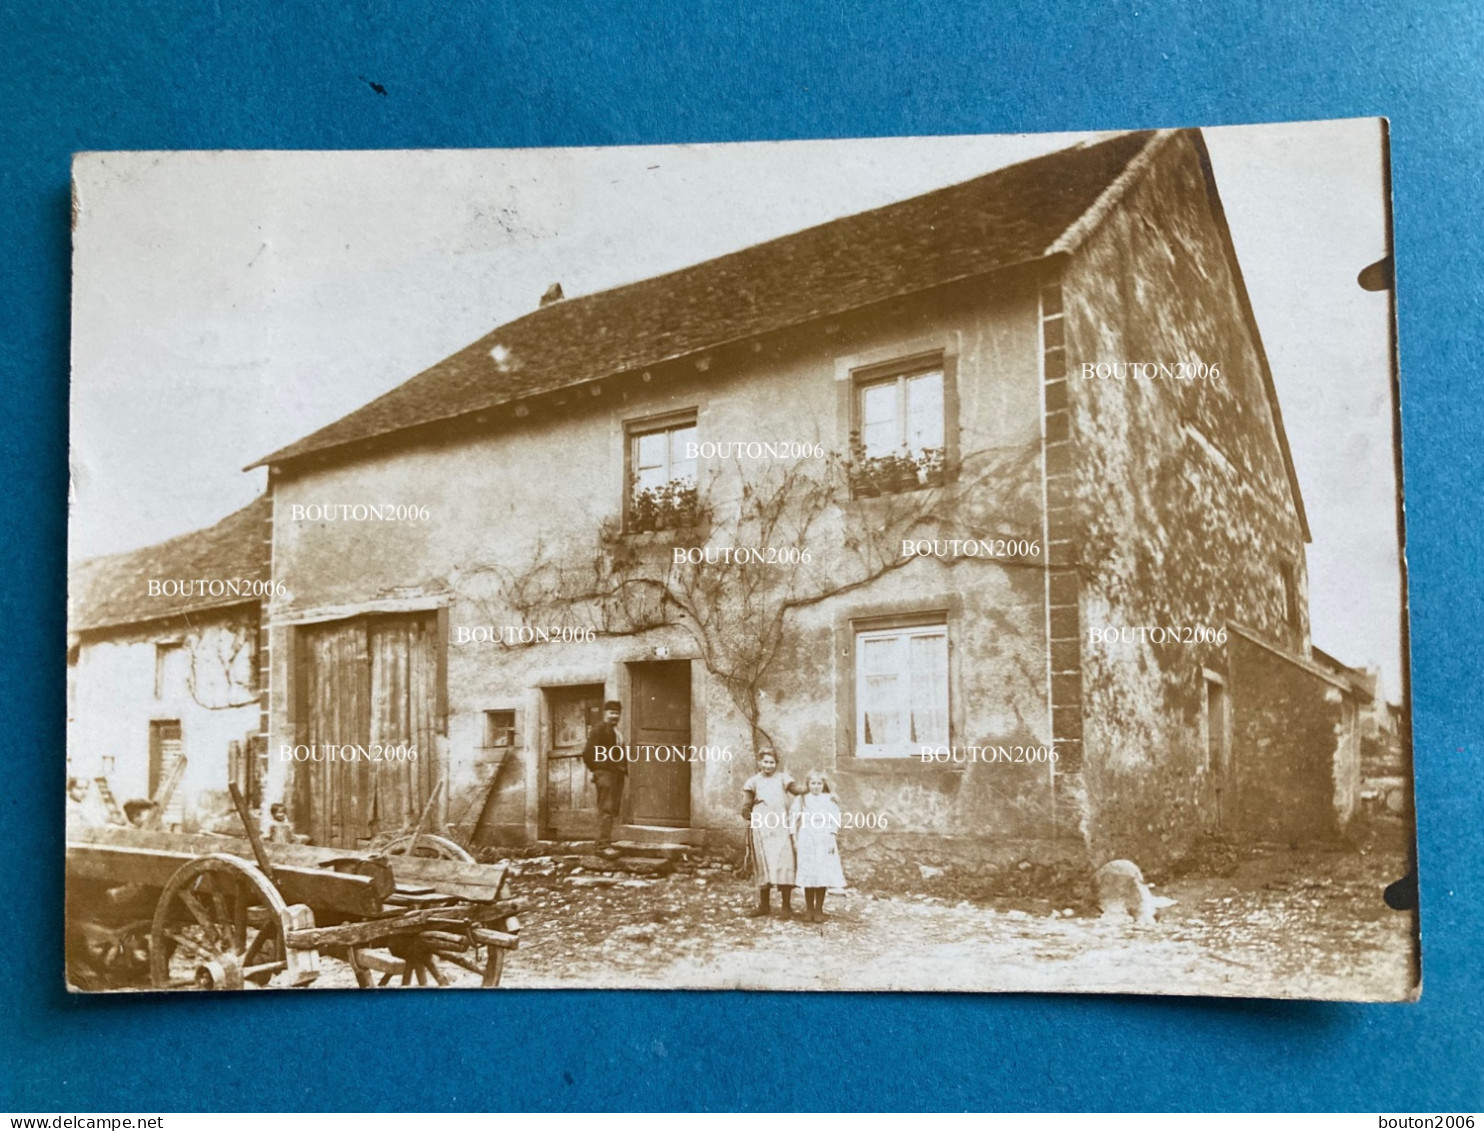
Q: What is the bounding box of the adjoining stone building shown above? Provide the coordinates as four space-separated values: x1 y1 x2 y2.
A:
67 496 271 829
245 128 1367 880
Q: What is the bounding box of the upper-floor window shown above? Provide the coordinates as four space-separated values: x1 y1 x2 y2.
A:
626 412 698 532
855 620 949 757
154 641 186 700
1279 561 1301 630
850 361 946 496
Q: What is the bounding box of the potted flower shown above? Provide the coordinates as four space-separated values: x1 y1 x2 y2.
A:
629 476 700 532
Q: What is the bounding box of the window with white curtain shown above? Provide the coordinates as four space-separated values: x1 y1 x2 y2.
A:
855 623 949 757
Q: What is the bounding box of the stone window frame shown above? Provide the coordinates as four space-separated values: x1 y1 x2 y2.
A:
153 639 186 700
1199 666 1230 776
854 620 950 759
481 707 521 753
834 336 962 499
833 594 966 770
1279 558 1301 630
621 408 700 533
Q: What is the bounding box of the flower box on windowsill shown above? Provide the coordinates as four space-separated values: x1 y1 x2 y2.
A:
847 447 947 498
627 480 701 534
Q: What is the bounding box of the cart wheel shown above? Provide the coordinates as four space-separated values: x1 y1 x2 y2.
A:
150 854 291 990
381 834 475 863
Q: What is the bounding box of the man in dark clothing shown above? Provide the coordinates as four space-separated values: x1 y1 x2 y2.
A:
581 700 626 849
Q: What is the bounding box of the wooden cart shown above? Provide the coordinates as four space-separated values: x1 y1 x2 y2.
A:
66 814 519 991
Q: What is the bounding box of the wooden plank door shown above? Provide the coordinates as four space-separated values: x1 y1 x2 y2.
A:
296 619 370 847
367 614 441 836
543 685 604 839
147 719 183 826
147 719 182 796
627 660 691 827
295 613 441 848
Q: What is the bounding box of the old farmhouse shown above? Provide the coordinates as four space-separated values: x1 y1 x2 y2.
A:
68 496 271 829
133 127 1363 883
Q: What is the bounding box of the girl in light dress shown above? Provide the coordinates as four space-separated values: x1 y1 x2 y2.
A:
792 769 846 922
741 747 806 919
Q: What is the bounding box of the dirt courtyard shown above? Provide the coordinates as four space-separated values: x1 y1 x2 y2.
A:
281 817 1417 997
480 818 1419 999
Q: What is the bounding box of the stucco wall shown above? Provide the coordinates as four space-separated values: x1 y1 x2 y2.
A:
1063 131 1312 868
268 272 1061 857
68 608 261 828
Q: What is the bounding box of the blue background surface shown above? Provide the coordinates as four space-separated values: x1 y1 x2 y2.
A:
3 0 1481 1112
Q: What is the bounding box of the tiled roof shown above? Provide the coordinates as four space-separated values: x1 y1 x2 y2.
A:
1227 623 1359 693
1311 645 1377 701
68 495 271 634
254 130 1159 469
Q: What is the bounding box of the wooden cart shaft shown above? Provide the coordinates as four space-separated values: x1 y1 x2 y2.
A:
68 825 509 903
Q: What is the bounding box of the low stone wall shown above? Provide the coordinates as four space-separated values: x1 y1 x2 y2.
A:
1229 631 1355 842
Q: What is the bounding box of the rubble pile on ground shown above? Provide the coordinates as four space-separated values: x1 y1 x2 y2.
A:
478 840 740 888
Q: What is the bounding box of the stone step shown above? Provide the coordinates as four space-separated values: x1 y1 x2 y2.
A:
615 824 705 846
570 853 676 876
536 840 597 853
617 855 673 876
606 840 693 860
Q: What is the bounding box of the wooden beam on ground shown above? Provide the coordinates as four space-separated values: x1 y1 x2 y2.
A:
284 899 520 950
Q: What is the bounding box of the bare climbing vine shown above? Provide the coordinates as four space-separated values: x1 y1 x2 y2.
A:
469 440 1044 748
180 617 261 712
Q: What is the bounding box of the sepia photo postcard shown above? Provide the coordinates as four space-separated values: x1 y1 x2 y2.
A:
65 120 1418 999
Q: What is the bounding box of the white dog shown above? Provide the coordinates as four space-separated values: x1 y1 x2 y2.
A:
1094 859 1177 925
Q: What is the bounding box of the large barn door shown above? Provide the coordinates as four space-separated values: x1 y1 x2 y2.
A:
294 613 439 848
368 614 441 836
296 619 370 847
